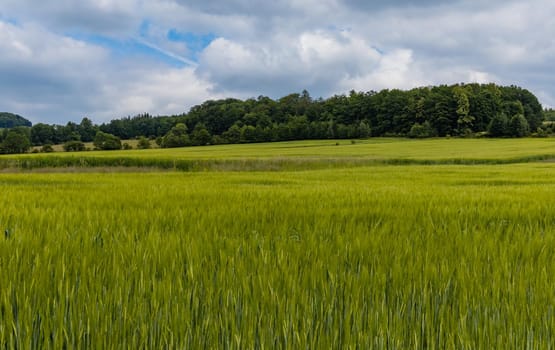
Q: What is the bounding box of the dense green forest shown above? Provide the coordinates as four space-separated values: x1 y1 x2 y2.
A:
0 83 551 154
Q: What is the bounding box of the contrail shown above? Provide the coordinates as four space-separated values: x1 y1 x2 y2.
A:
135 38 199 68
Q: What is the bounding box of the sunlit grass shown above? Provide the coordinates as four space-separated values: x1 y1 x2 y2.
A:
15 137 555 160
5 138 555 171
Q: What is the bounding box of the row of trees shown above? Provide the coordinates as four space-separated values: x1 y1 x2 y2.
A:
1 83 549 153
0 127 124 154
100 83 545 145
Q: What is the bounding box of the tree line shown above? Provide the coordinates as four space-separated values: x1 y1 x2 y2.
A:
0 83 550 154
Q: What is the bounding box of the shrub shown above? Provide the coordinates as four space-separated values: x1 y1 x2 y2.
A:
94 131 122 150
63 140 86 152
137 136 151 149
408 121 436 138
41 144 54 153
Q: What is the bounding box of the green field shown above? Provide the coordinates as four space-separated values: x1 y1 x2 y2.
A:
8 138 555 171
2 139 555 348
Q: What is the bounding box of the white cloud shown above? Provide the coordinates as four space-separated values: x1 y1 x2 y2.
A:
0 0 554 123
198 30 383 97
467 71 495 84
0 21 109 121
339 49 428 92
0 21 108 65
101 67 218 120
298 31 380 70
0 19 218 124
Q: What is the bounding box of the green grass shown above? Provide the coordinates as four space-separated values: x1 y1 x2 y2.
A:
2 139 555 348
2 162 555 348
8 138 555 171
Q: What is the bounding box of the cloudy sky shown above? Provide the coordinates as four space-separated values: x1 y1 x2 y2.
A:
0 0 553 124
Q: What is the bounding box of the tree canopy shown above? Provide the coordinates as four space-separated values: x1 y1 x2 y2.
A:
0 83 549 154
0 127 31 154
98 84 543 143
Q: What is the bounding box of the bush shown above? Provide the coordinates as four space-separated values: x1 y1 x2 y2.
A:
137 136 151 149
63 140 86 152
41 144 54 153
122 143 132 150
531 127 549 138
408 121 436 138
211 135 228 145
94 131 122 150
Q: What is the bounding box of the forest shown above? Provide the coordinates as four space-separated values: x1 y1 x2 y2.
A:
0 83 550 154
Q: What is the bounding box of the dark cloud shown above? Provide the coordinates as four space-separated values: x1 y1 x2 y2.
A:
2 0 140 35
173 0 288 16
343 0 457 11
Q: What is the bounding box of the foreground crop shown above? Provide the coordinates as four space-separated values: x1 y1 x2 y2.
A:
1 165 555 348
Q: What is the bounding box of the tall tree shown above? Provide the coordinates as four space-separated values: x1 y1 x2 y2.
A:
78 117 98 142
488 113 509 137
161 123 190 148
453 86 475 134
508 114 530 137
191 123 212 146
31 123 55 145
1 129 31 154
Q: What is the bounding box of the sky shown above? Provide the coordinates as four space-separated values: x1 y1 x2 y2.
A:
0 0 553 125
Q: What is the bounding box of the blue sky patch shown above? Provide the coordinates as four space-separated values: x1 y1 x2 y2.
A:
167 29 216 56
0 14 20 26
68 32 193 67
139 20 150 38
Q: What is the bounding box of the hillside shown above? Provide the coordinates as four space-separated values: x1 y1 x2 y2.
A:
0 112 32 128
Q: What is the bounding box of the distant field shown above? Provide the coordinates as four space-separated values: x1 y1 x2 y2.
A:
2 139 555 347
9 138 555 171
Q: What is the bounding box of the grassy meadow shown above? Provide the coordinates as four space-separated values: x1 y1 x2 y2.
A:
8 137 555 171
2 139 555 348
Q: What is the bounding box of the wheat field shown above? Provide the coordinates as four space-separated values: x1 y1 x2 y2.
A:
2 140 555 348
